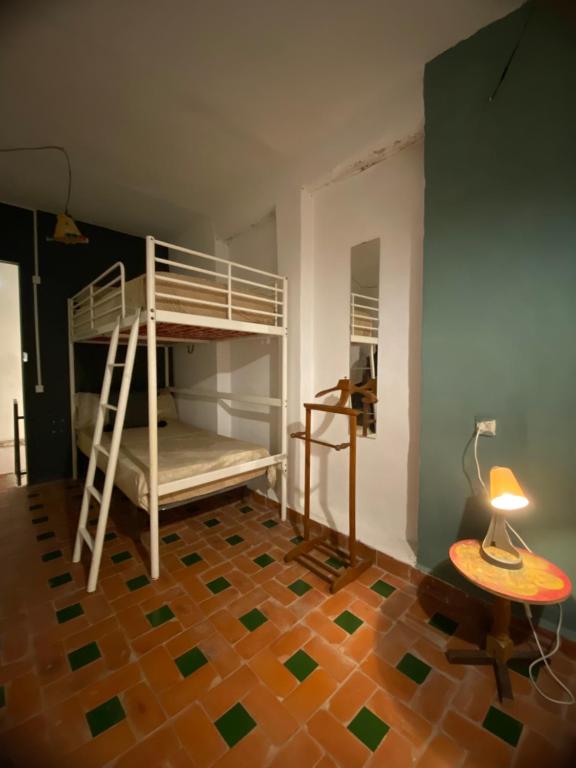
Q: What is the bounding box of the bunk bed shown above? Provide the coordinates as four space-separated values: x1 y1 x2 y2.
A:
68 237 287 590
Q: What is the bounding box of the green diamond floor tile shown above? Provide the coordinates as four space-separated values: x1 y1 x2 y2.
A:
56 603 84 624
41 549 62 562
508 658 541 680
37 531 55 542
204 517 221 528
146 605 175 627
348 706 389 751
284 649 318 682
86 696 126 737
32 515 49 524
334 610 363 635
111 550 132 564
429 612 458 635
104 532 117 542
206 576 231 594
370 579 396 598
0 685 5 708
290 535 304 545
226 534 244 546
288 579 312 596
215 702 256 748
162 533 180 544
396 652 431 685
482 706 523 747
49 572 72 589
325 556 345 569
262 519 278 528
126 574 150 592
239 608 268 632
253 553 275 568
175 647 208 678
239 505 252 514
68 641 101 671
181 552 202 567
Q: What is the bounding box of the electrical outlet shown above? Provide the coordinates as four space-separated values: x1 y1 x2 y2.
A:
476 417 496 436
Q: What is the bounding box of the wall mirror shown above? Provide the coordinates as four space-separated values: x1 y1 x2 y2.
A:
350 238 379 437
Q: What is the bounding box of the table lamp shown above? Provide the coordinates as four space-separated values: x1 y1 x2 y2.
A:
481 466 528 570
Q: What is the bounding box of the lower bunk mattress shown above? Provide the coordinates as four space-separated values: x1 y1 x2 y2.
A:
76 419 274 510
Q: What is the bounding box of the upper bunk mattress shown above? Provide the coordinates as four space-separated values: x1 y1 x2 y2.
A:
76 419 272 510
127 272 277 325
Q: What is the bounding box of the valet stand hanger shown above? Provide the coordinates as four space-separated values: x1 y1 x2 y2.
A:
285 378 377 593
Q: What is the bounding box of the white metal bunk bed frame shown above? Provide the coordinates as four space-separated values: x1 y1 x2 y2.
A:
68 236 288 581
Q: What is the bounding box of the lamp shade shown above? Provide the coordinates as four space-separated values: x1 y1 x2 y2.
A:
53 213 89 245
490 466 528 511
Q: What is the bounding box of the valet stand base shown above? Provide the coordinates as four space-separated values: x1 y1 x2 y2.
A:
446 596 539 701
284 535 374 594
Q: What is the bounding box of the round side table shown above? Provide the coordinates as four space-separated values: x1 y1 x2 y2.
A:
447 539 572 701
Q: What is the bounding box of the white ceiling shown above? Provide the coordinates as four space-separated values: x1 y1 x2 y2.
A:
0 0 523 241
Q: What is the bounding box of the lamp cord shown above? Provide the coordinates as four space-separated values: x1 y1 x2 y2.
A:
505 522 575 706
473 431 574 705
0 145 72 213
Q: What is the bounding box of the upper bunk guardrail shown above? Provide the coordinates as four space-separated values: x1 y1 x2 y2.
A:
71 262 126 338
351 292 379 342
151 238 286 330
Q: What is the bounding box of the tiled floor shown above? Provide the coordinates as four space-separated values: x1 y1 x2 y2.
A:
1 481 575 767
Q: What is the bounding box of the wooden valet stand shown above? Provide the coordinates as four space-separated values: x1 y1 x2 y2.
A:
285 378 376 593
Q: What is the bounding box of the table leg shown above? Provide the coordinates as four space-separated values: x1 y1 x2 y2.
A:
446 597 532 702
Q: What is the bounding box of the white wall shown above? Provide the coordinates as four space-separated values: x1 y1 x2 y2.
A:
0 262 25 476
310 141 423 563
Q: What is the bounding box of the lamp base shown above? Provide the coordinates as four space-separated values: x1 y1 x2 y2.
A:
481 514 523 570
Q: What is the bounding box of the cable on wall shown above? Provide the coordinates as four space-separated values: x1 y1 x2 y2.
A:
489 1 535 101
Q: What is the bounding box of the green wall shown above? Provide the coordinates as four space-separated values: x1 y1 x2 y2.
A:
419 3 576 636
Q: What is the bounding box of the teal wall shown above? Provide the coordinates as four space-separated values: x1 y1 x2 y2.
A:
419 3 576 636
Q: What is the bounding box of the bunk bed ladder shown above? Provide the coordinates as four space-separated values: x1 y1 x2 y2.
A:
73 310 141 592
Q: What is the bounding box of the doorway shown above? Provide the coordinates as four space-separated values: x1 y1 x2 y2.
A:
0 261 26 487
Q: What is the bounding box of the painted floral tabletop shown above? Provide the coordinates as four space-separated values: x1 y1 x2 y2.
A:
449 539 572 604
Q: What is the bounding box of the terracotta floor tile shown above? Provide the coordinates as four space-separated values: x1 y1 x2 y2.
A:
211 728 271 768
243 684 299 745
122 681 166 736
368 687 433 749
48 695 91 755
271 624 312 659
248 648 299 698
305 609 349 645
328 670 377 723
0 714 54 768
342 624 381 664
99 628 132 670
61 720 136 768
174 703 227 766
307 708 369 768
416 732 467 768
160 661 220 716
412 670 458 723
261 578 298 606
268 728 324 768
114 724 182 768
2 670 42 726
361 653 419 701
201 631 243 678
235 619 281 659
139 645 182 692
77 661 141 712
131 620 182 655
201 664 259 719
284 668 338 723
442 710 513 767
303 635 355 683
210 608 248 644
366 728 415 767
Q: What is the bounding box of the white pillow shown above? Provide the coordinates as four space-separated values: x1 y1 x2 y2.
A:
157 390 177 421
75 393 100 429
